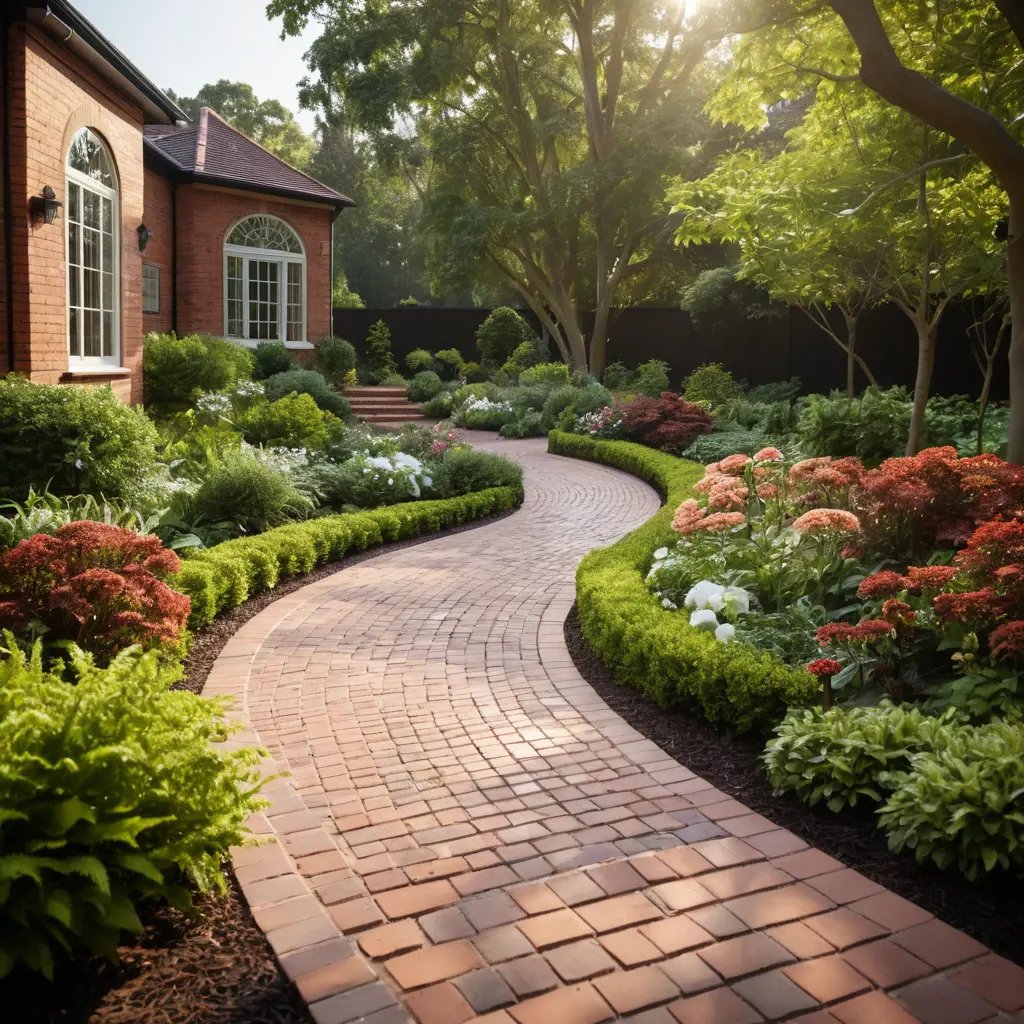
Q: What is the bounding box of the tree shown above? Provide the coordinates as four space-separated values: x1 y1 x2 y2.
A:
267 0 784 373
167 80 315 169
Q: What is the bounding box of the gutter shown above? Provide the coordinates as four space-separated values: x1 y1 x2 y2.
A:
2 15 14 373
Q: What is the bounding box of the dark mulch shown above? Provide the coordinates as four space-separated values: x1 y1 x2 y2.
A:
5 508 515 1023
564 604 1024 966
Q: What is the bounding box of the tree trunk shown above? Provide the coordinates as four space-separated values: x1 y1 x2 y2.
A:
843 310 859 397
589 306 612 381
978 351 995 456
906 323 936 455
1008 199 1024 463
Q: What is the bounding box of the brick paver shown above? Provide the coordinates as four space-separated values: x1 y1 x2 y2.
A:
209 435 1005 1022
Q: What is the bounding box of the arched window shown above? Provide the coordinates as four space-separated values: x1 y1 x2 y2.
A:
224 215 306 343
66 128 119 365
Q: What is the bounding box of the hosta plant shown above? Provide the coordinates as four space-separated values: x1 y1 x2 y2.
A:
0 637 267 978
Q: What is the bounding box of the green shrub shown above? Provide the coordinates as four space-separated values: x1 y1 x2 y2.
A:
421 390 455 418
143 333 252 412
174 486 525 627
453 382 500 405
456 397 515 430
182 450 311 536
541 383 613 430
796 386 911 464
0 638 266 978
682 429 784 464
476 308 535 372
433 450 525 498
880 717 1024 878
264 369 351 418
406 349 436 374
379 373 408 386
500 411 545 438
762 703 943 812
236 393 332 449
252 341 294 380
0 377 159 504
314 337 357 387
434 348 466 380
681 362 743 408
746 377 801 403
549 431 817 732
407 371 445 402
635 360 671 398
520 363 570 387
461 361 488 383
602 361 634 392
364 320 399 383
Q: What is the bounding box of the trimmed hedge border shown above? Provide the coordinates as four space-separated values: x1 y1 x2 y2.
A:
173 484 523 630
548 431 816 733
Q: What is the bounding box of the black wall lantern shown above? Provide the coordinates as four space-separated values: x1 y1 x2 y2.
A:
137 223 153 251
29 185 63 225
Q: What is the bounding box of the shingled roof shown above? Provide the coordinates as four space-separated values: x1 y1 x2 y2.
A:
144 108 354 208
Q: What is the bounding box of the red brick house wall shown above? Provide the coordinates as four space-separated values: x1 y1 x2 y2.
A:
141 167 174 335
175 183 334 343
7 23 145 403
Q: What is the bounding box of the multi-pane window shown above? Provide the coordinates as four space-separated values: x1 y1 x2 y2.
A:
66 128 118 364
223 215 305 343
142 264 160 313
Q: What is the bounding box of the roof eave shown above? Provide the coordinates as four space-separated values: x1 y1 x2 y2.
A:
190 172 356 208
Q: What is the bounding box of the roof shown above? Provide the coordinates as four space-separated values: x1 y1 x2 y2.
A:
21 1 187 124
145 109 354 208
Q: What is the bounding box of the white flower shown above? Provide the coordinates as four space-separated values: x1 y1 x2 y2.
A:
685 580 724 611
653 547 669 560
661 598 678 610
689 609 719 630
388 478 394 485
74 459 84 469
393 452 423 471
715 623 736 643
423 476 433 488
722 586 751 616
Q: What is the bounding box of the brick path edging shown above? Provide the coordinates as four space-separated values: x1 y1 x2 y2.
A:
209 435 1024 1024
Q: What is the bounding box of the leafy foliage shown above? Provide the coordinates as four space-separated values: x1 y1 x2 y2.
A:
432 450 525 498
634 360 671 398
252 341 295 380
314 337 358 387
476 308 536 373
264 369 351 418
541 383 614 431
405 349 436 374
236 393 333 449
795 388 912 464
433 349 466 380
143 333 254 413
0 377 159 505
0 638 266 978
602 362 634 392
363 320 399 383
619 393 714 455
406 371 446 402
682 363 743 409
519 363 570 388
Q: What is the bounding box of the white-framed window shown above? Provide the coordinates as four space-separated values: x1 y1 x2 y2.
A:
223 214 306 344
66 127 120 367
142 264 160 313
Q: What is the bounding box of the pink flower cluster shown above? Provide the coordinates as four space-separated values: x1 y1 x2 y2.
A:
792 508 860 536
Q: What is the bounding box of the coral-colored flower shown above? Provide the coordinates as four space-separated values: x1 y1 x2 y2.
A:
881 599 916 626
693 512 746 533
816 619 895 647
708 484 747 511
907 565 958 590
792 508 860 535
672 499 705 536
932 588 1009 625
807 658 842 677
788 457 830 482
756 483 779 500
857 571 912 600
990 620 1024 662
754 447 783 463
719 454 752 475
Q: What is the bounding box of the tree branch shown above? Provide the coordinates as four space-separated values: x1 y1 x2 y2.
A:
841 154 967 215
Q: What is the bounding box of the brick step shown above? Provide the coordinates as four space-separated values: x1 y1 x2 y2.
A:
344 386 409 397
347 398 421 407
360 412 428 423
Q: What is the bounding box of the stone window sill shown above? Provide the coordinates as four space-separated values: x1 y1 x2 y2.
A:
62 366 133 379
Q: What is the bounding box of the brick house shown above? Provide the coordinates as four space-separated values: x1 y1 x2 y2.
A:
1 1 353 403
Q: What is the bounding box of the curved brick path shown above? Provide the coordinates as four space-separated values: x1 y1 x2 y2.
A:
209 436 1020 1024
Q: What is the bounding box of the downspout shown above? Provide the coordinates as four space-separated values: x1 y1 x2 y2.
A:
171 183 177 334
330 206 341 338
2 17 14 373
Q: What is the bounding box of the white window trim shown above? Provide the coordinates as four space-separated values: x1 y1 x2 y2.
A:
142 263 160 313
223 220 307 346
66 140 120 369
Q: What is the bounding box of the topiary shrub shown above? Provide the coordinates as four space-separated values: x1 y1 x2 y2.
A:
602 361 634 392
432 450 525 499
634 360 671 398
681 362 743 408
264 369 351 418
364 320 399 383
407 371 445 403
182 450 311 536
0 638 267 978
476 308 535 373
405 349 436 374
314 337 357 387
143 333 254 413
252 340 294 380
236 393 333 449
619 393 714 455
434 348 466 380
0 522 189 664
0 377 158 504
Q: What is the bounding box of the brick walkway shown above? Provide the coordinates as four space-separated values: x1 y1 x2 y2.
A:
208 435 1023 1024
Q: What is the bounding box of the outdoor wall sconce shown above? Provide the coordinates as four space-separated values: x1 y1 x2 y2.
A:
29 185 62 225
137 223 153 251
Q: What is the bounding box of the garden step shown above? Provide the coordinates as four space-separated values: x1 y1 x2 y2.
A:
358 411 426 422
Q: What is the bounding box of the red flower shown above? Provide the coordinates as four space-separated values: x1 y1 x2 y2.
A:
932 588 1009 626
618 393 714 455
816 619 895 647
990 620 1024 662
907 565 958 590
857 571 912 600
807 658 842 677
881 599 916 626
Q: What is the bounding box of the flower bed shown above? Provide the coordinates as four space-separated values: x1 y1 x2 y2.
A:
548 431 817 732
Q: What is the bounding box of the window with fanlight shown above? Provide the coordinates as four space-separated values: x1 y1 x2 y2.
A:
66 127 119 367
223 215 306 344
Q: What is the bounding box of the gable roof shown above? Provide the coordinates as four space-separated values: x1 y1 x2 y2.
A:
145 109 354 208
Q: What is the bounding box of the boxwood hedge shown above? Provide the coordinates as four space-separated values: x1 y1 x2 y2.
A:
172 484 523 629
548 430 816 733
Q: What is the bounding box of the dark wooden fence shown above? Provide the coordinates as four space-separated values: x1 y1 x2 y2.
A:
332 303 1006 400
